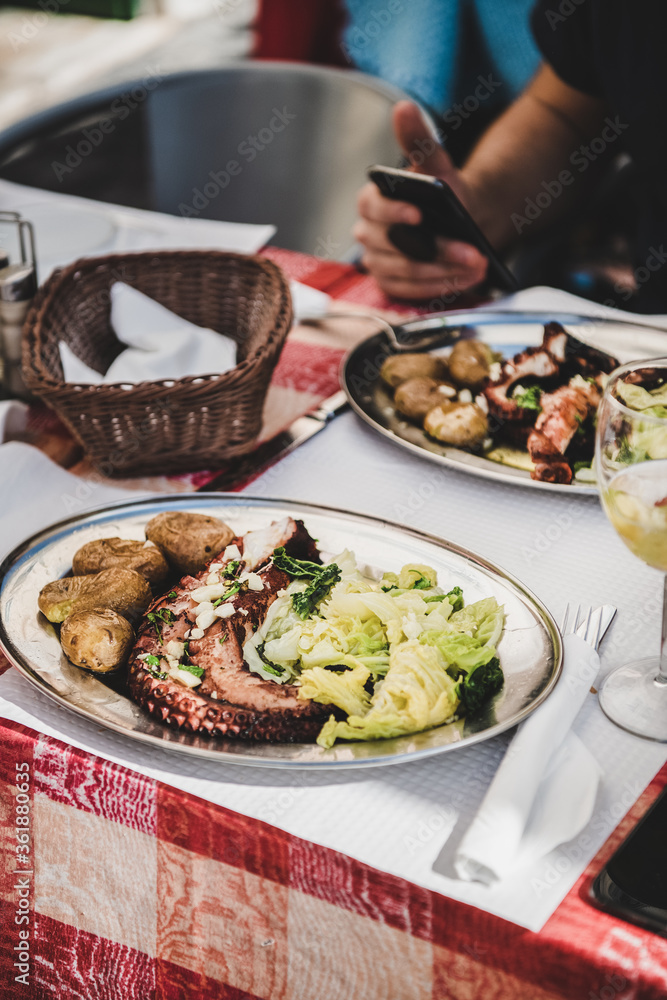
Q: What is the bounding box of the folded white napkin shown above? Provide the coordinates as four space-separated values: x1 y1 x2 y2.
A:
0 442 135 560
0 400 28 443
58 282 238 385
454 633 601 884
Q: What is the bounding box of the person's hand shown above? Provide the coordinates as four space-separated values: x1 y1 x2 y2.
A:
353 101 489 301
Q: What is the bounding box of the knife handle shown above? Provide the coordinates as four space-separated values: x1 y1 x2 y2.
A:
312 390 349 423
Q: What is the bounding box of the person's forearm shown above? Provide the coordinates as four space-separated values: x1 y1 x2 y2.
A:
461 64 607 249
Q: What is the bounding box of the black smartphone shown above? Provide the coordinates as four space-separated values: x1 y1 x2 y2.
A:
590 784 667 937
368 164 518 292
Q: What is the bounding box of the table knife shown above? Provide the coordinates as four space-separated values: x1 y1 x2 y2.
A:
200 389 349 492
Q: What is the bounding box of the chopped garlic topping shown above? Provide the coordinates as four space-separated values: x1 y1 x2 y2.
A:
475 393 489 414
184 628 191 639
215 604 235 619
191 583 226 603
437 384 457 398
206 571 220 586
196 609 217 631
223 544 241 561
489 361 502 381
166 640 185 659
459 388 473 404
169 665 201 688
194 601 214 615
189 627 205 639
240 571 264 592
570 373 591 391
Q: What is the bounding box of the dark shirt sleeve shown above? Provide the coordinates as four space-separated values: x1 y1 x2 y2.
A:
531 0 601 96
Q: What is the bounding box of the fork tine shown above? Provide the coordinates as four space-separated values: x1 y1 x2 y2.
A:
582 606 592 639
586 606 603 650
561 603 572 634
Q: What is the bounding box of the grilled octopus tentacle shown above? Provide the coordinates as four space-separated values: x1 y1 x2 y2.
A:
127 517 333 742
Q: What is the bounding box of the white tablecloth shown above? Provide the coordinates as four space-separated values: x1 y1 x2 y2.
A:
1 416 665 931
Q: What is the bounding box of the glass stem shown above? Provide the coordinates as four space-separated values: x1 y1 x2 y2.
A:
659 575 667 685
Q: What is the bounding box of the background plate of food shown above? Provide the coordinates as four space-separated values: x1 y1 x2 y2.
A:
342 309 667 494
0 495 560 768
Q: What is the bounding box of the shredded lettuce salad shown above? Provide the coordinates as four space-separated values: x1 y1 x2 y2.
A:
613 381 667 463
243 549 505 748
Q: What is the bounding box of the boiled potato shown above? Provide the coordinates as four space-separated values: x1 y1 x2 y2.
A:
394 376 457 422
424 402 488 448
145 511 235 576
61 609 134 673
447 340 494 389
38 568 152 624
72 537 168 588
380 353 449 390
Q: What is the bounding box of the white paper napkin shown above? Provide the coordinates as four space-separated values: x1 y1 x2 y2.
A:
58 282 238 385
454 633 601 884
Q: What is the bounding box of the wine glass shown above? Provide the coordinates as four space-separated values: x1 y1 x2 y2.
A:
596 358 667 740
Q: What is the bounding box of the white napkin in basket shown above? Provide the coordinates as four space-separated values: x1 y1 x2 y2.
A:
58 282 238 385
454 633 602 884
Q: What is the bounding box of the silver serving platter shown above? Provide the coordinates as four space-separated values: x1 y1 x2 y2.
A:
342 309 667 495
0 494 561 769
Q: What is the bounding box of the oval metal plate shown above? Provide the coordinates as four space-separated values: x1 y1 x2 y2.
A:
0 494 561 769
342 309 667 496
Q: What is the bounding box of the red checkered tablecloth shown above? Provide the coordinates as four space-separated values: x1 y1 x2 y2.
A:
2 249 667 999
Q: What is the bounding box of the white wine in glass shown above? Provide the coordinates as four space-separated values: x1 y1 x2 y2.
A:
596 359 667 740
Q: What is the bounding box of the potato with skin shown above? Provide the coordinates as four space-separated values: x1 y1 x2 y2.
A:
424 402 489 448
145 511 234 576
394 376 457 422
61 609 134 673
380 353 449 390
72 538 169 588
448 340 494 389
38 568 152 624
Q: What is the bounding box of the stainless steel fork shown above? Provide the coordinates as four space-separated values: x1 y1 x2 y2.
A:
561 603 617 651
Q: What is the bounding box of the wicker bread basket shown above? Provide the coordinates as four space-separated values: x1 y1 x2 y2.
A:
22 251 292 476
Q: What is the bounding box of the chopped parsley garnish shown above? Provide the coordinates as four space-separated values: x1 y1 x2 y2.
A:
272 547 325 577
272 547 341 618
144 657 168 680
147 668 168 680
166 591 177 600
260 661 284 677
212 581 242 607
223 560 241 578
256 642 285 677
147 608 176 643
219 635 228 645
179 663 204 679
292 564 341 619
514 385 543 412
